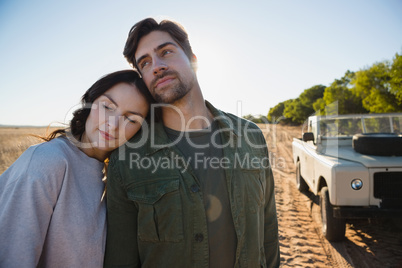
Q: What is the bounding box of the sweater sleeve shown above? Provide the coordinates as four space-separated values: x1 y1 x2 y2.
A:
0 144 66 268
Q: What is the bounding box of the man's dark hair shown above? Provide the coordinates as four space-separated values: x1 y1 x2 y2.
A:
123 18 194 71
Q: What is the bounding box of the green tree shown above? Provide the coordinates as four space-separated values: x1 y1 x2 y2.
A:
352 60 402 113
319 71 367 115
243 114 269 124
267 53 402 124
390 53 402 103
267 100 293 124
299 84 325 117
267 102 284 122
313 98 326 114
299 85 326 108
283 98 306 124
282 85 326 123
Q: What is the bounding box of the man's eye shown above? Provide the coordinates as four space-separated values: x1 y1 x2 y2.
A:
140 60 150 69
162 50 172 56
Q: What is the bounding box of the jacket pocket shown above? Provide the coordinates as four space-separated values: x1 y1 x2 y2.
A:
127 177 184 242
239 164 265 214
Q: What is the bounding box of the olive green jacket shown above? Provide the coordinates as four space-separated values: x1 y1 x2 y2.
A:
104 102 280 268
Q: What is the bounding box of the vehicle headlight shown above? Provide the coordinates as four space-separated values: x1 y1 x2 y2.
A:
351 179 363 190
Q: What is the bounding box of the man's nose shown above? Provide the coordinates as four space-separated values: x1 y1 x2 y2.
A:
153 57 168 75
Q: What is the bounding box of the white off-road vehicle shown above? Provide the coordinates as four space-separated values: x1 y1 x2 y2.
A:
292 113 402 241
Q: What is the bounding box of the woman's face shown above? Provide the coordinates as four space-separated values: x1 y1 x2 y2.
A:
81 82 149 161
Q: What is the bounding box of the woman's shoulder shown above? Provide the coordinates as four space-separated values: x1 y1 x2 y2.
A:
31 136 103 174
0 137 76 188
12 137 81 174
26 136 76 163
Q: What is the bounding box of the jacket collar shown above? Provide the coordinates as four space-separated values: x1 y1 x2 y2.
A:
145 101 240 155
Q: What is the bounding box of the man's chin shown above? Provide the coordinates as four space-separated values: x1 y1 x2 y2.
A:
154 87 189 104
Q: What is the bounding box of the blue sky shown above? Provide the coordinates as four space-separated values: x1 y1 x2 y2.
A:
0 0 401 126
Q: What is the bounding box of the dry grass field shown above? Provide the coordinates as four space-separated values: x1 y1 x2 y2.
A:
0 127 57 174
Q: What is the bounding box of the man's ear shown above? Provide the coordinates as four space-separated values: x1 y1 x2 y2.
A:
191 54 198 71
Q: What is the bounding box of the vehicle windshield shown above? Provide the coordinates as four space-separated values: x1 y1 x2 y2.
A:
319 114 402 138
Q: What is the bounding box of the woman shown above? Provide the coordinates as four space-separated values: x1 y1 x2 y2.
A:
0 70 153 267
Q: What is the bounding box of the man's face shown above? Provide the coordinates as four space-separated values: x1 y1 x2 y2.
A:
135 31 196 104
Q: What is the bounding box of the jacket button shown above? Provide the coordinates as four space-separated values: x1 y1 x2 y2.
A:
195 233 204 242
190 184 199 193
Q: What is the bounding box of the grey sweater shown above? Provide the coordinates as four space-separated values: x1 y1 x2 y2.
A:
0 136 106 268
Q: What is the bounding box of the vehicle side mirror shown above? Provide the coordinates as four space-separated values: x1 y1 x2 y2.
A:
303 132 314 142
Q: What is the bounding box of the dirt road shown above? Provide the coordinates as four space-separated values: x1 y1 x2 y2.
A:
258 124 402 268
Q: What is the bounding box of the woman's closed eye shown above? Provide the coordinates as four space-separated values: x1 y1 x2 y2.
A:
102 102 117 111
125 114 143 124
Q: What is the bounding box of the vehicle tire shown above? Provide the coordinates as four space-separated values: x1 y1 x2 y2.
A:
296 161 309 192
353 133 402 156
320 187 345 241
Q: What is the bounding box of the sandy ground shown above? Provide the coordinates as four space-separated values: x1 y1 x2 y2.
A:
258 124 402 268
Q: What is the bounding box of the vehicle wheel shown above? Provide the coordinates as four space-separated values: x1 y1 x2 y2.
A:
320 187 345 241
296 161 309 192
353 133 402 156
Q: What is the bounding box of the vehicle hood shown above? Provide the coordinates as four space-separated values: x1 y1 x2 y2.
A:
321 146 402 168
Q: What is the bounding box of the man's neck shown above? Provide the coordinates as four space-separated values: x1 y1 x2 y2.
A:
161 88 213 131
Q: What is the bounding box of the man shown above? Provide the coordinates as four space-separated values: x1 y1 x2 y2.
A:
104 18 280 268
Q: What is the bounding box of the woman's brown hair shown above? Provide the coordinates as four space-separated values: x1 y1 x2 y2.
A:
41 69 153 142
